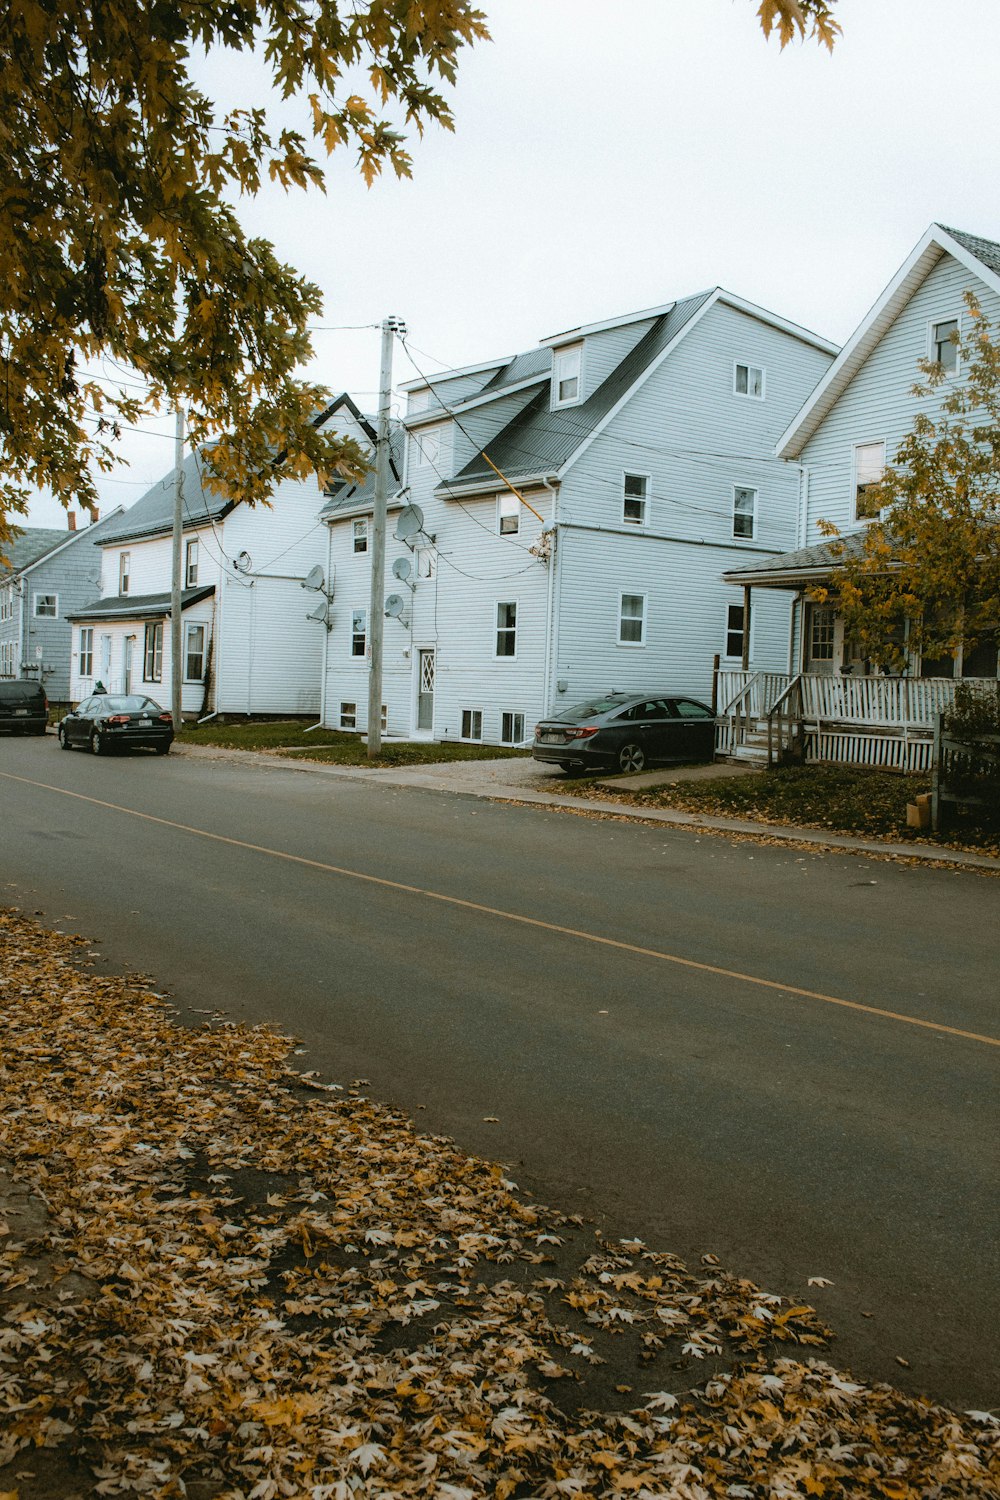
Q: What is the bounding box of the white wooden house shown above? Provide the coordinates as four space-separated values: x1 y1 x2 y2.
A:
319 290 837 744
68 396 373 717
720 224 1000 769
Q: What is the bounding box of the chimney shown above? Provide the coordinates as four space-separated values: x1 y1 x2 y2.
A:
67 512 76 531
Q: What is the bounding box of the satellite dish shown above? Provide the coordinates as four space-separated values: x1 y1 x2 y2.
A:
394 503 425 543
384 594 404 618
306 602 329 623
303 565 325 591
392 557 411 583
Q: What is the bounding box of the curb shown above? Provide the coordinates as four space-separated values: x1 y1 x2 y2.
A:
170 743 1000 872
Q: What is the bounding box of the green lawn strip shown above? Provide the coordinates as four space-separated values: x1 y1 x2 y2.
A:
180 719 528 765
586 765 1000 855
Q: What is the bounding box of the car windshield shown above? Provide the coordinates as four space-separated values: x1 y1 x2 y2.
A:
554 696 631 721
100 695 158 713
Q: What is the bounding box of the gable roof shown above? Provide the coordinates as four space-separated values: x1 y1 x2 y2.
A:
1 528 68 576
96 394 371 547
319 423 405 520
777 223 1000 459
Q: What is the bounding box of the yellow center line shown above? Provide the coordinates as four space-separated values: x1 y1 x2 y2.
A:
4 771 999 1051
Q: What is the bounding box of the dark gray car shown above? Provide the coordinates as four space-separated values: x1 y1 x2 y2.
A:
532 692 716 774
58 693 174 756
0 679 48 735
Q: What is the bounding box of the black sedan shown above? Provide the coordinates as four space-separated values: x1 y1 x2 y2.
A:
58 694 174 756
532 692 716 774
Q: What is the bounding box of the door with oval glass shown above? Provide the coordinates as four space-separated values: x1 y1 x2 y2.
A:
416 648 435 734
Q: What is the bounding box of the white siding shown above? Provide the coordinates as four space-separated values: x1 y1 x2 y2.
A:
800 254 1000 538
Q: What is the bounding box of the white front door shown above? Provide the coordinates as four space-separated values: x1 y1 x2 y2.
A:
123 635 134 693
416 648 435 735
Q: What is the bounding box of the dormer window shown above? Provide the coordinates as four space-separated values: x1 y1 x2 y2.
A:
553 345 582 406
931 318 959 374
412 424 446 471
734 362 765 399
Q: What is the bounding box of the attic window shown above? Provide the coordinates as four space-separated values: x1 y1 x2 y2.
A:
853 440 886 522
931 318 959 374
553 346 582 406
734 362 765 399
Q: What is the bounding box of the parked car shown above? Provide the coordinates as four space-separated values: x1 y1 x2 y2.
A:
0 679 48 736
532 692 716 774
58 693 174 755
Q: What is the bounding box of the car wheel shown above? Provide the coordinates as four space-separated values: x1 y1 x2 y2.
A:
618 742 645 774
59 726 71 750
90 730 105 756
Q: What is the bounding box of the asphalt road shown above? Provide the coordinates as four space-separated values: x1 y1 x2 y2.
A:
1 735 997 1410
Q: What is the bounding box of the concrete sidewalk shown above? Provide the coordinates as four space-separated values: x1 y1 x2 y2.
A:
171 743 1000 872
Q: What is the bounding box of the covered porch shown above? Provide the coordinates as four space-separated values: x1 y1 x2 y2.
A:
718 538 998 770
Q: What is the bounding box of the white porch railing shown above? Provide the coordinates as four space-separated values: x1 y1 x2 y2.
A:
715 671 991 771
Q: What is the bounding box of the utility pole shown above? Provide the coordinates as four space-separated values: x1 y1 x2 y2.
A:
367 316 402 759
171 403 184 734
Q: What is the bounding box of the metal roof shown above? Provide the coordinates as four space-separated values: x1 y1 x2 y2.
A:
68 585 215 622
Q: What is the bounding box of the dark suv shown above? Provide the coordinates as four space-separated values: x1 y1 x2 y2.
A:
0 679 49 735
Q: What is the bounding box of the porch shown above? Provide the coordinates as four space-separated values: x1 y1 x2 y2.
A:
714 669 980 772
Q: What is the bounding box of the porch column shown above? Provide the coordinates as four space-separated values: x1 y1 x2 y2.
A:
741 586 751 671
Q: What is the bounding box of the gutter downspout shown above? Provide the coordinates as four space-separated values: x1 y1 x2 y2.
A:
540 478 559 718
796 462 810 550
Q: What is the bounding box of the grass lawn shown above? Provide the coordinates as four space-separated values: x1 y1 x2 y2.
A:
179 718 529 767
584 763 1000 854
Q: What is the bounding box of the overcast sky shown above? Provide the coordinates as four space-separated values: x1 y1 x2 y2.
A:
25 0 1000 529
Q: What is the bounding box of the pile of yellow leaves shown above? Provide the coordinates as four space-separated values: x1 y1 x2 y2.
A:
1 909 996 1498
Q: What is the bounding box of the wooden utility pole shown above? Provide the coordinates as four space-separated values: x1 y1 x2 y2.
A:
171 404 185 733
367 317 401 759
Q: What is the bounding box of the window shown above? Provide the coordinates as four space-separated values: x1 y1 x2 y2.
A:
931 318 959 374
33 593 57 618
351 608 367 657
413 426 444 469
119 552 130 594
553 346 581 406
809 606 835 662
853 440 886 522
0 586 12 623
185 623 206 681
79 627 94 678
340 702 357 729
461 708 483 741
417 547 435 579
623 473 649 525
725 602 750 660
501 710 525 745
143 622 163 681
498 493 520 536
733 485 757 540
353 519 369 554
734 362 765 399
185 538 199 587
618 592 646 646
495 601 517 657
0 642 14 676
674 698 714 719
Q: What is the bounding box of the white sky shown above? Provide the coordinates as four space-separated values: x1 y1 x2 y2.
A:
25 0 1000 528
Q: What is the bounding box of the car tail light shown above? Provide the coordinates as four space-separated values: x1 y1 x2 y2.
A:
564 726 599 740
157 713 173 723
106 714 130 725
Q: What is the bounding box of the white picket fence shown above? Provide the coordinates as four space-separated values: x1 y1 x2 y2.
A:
716 670 987 770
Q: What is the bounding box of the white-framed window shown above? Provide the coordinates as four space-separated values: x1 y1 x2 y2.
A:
853 440 886 522
143 621 163 682
185 538 199 587
0 641 14 676
495 601 517 658
732 485 758 540
461 708 483 741
734 362 765 399
351 608 367 657
119 552 130 595
724 601 751 660
498 493 520 536
412 425 446 470
353 519 369 554
618 592 646 646
553 345 582 406
930 317 959 375
79 627 94 678
0 586 12 623
185 623 206 681
417 547 435 579
622 473 649 526
33 593 58 618
500 710 525 745
340 701 357 729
